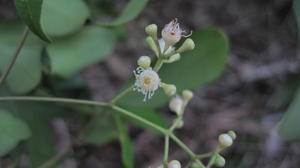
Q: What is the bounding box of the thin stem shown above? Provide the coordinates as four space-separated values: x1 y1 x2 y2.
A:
0 96 108 107
169 115 183 132
163 135 170 166
169 134 206 168
153 58 164 72
197 152 213 159
0 27 30 86
38 145 70 168
110 105 167 134
110 85 134 104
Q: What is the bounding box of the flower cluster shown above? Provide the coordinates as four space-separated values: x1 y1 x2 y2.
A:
132 19 236 168
133 19 195 101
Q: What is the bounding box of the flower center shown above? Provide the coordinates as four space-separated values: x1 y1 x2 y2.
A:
143 77 152 85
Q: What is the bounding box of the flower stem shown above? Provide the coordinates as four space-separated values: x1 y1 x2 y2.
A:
163 135 170 166
0 27 30 86
0 96 108 107
169 134 206 168
110 85 134 104
110 104 167 134
153 58 164 72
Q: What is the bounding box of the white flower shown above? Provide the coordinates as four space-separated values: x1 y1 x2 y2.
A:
134 67 160 101
218 134 233 147
162 19 184 47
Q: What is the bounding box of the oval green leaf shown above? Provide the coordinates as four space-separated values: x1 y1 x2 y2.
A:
0 22 43 94
41 0 90 36
47 26 116 77
119 28 229 108
0 109 31 157
14 0 51 42
99 0 149 26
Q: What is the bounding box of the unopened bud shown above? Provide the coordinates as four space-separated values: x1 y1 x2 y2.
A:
146 36 159 57
215 154 226 167
182 90 193 101
137 56 151 68
227 130 237 140
176 38 195 53
145 24 158 38
164 53 181 63
218 134 233 148
168 160 181 168
176 120 184 128
169 96 183 115
161 83 177 96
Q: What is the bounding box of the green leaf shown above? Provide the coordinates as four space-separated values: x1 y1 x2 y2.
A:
294 0 300 36
84 113 118 146
0 88 81 167
120 28 229 108
278 86 300 141
0 109 31 157
47 26 116 77
121 107 168 133
0 21 43 94
41 0 90 36
99 0 149 26
114 114 134 168
14 0 51 42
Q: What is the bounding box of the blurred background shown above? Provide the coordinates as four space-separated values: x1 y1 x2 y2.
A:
1 0 300 167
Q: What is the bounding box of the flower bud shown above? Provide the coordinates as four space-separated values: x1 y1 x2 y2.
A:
215 154 226 167
161 83 177 97
182 90 193 101
218 134 233 148
146 36 159 57
157 164 164 168
176 120 184 128
164 53 181 63
169 96 183 115
145 24 158 38
137 56 151 68
176 38 195 53
227 130 237 140
168 160 181 168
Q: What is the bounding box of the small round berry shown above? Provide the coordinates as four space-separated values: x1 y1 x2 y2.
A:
218 134 233 147
168 160 181 168
176 38 195 53
137 56 151 68
182 90 193 101
215 154 226 167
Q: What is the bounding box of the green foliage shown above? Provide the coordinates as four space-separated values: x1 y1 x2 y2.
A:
278 86 300 141
122 107 169 133
14 0 51 42
294 0 300 36
0 109 31 157
114 114 134 168
46 26 116 77
41 0 90 36
84 113 118 146
99 0 149 26
120 28 229 108
0 22 43 94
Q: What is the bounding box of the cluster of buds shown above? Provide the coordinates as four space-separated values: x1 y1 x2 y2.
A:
145 19 194 63
133 19 195 101
211 131 237 167
169 90 193 116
